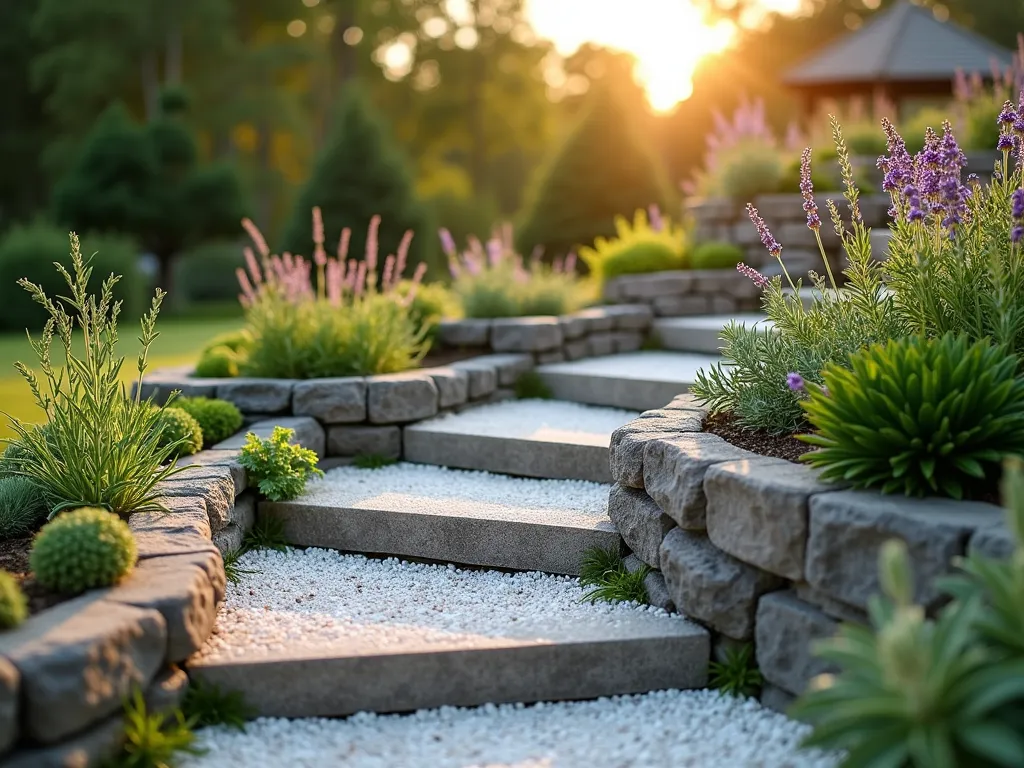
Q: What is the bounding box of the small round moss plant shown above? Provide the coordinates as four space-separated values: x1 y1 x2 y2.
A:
31 507 138 594
0 572 27 629
155 406 203 457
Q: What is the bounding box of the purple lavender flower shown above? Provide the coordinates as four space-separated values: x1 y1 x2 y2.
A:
1012 188 1024 219
648 204 664 233
438 228 456 256
786 372 805 392
1015 117 1024 135
999 100 1019 125
799 148 820 230
746 204 782 258
999 133 1015 151
485 237 502 267
1013 226 1024 244
736 262 769 289
878 118 913 199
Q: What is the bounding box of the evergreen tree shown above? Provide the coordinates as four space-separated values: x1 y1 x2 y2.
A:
516 80 675 259
281 86 437 277
52 90 246 295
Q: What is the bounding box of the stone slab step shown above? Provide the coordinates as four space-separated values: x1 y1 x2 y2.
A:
403 400 639 483
260 463 619 575
653 314 773 354
189 553 709 719
535 351 719 411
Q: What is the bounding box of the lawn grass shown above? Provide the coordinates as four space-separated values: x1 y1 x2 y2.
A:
0 315 242 440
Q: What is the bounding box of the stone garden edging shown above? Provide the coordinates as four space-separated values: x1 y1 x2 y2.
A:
602 269 763 317
0 417 318 766
607 395 1014 711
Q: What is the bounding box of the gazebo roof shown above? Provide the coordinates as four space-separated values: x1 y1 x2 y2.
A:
784 1 1013 87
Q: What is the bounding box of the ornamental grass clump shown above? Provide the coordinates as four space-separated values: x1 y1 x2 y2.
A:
578 205 686 284
441 223 584 318
692 119 903 434
236 209 429 379
2 234 189 518
799 334 1024 499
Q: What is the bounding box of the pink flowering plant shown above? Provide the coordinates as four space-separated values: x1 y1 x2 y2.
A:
440 224 584 319
232 208 429 378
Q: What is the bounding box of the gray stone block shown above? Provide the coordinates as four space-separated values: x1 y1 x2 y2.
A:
615 272 693 300
792 583 868 625
213 523 245 555
133 496 212 542
327 425 402 459
214 416 326 457
653 295 710 317
215 378 293 414
610 411 703 489
155 466 236 533
176 450 246 496
135 365 221 404
558 314 590 340
693 270 761 300
564 339 590 360
608 485 675 567
0 656 17 754
490 317 563 352
367 373 439 424
660 528 783 640
611 331 644 353
710 295 738 314
969 521 1016 560
760 684 797 715
535 350 566 364
806 491 1003 610
462 354 534 387
624 555 674 612
604 304 654 330
574 307 615 332
0 594 166 743
230 491 257 531
422 367 470 408
107 554 221 662
755 591 840 696
292 377 367 423
586 332 616 357
705 459 833 580
145 665 190 715
438 319 491 347
450 360 498 399
2 713 124 768
643 432 758 530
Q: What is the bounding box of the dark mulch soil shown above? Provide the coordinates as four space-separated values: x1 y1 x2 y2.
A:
703 411 812 463
0 536 68 616
420 348 483 368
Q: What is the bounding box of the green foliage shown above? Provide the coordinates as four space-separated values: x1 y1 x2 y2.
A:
0 222 143 332
281 86 438 278
690 241 744 271
791 458 1024 768
175 398 243 448
239 426 322 502
692 119 905 434
202 330 252 356
841 124 889 158
709 644 764 698
110 688 203 768
353 453 398 470
516 82 675 257
0 476 47 540
31 506 137 594
427 191 499 249
5 235 190 516
579 208 687 284
513 370 553 400
801 334 1024 499
222 548 258 586
242 514 289 553
0 572 28 630
711 140 786 202
194 346 240 378
399 280 452 344
777 150 841 195
153 407 202 459
172 241 246 305
578 547 650 605
182 677 253 732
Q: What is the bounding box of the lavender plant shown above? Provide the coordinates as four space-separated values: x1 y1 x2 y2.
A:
691 120 902 434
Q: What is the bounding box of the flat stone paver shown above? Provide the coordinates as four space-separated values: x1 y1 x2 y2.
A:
653 315 773 354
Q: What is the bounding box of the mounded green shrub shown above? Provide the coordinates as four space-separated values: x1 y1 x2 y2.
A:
153 407 203 458
579 208 686 283
0 572 27 629
690 241 744 271
172 241 246 304
31 507 138 593
194 346 240 378
203 330 252 355
399 280 452 343
175 397 243 447
0 476 47 540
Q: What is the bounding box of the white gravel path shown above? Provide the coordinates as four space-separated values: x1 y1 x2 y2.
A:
416 399 639 441
182 689 838 768
300 463 610 527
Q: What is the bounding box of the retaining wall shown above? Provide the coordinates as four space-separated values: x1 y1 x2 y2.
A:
607 396 1014 711
601 269 763 317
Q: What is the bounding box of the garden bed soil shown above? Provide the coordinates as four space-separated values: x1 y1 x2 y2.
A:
0 536 68 616
702 412 810 463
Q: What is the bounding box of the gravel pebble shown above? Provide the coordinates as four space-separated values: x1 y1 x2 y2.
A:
183 689 838 768
420 399 639 438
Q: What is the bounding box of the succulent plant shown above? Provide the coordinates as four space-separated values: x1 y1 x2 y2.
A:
0 571 27 629
31 507 138 594
175 397 243 447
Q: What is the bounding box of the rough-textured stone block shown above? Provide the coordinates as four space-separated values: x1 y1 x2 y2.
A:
760 684 797 715
176 450 246 495
653 295 710 317
574 307 615 332
2 713 124 768
604 304 654 330
292 377 366 423
145 665 189 715
643 432 758 530
710 295 738 314
611 331 644 353
793 583 868 625
213 523 245 555
969 521 1016 560
610 411 703 489
756 591 840 696
135 365 221 404
0 656 18 754
624 555 674 612
0 594 166 743
132 496 212 543
438 319 491 347
214 416 326 457
806 491 1003 610
421 367 470 408
215 379 293 414
107 555 221 662
586 332 616 357
463 354 534 387
367 373 439 424
608 484 675 567
230 491 257 531
660 528 782 640
564 339 590 360
615 272 693 300
705 460 833 580
327 425 402 459
535 350 566 364
490 317 563 352
155 466 236 533
450 360 498 399
687 198 735 222
558 315 590 340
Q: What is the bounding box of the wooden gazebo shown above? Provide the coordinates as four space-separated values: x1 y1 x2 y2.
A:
784 1 1013 119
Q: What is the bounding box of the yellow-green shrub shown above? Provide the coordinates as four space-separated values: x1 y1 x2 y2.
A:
579 208 686 284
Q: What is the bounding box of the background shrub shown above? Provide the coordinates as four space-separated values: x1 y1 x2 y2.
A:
0 476 47 540
690 241 744 270
0 222 143 332
171 240 246 305
153 407 203 458
31 507 138 593
398 280 452 343
705 141 785 202
579 208 686 284
175 398 243 448
194 346 241 378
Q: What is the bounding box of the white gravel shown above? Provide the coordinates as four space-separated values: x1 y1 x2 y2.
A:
182 689 838 768
416 399 638 441
197 548 678 661
300 463 611 527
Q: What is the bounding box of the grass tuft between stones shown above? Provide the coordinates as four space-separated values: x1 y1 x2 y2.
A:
578 547 650 605
183 677 254 732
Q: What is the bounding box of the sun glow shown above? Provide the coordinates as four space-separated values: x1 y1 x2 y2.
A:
527 0 735 111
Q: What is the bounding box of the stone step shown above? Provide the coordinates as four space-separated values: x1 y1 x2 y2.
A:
535 351 719 411
404 400 638 483
653 314 773 354
260 463 619 576
189 551 710 718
